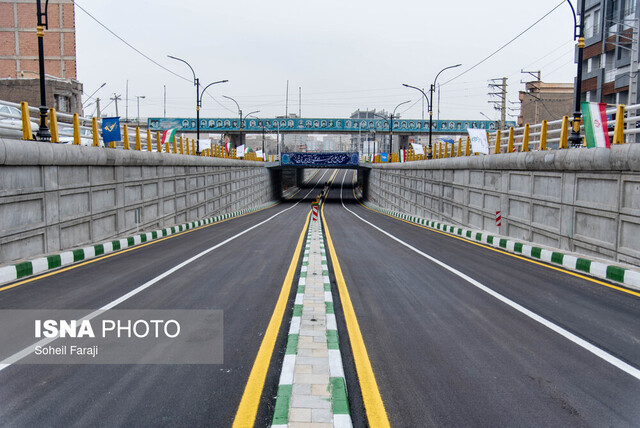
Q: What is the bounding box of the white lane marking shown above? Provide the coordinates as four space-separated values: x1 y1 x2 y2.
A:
0 172 328 373
337 172 640 381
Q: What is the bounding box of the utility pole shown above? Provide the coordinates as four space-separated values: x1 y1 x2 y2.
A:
96 97 101 119
521 70 542 124
111 93 121 117
125 80 129 122
488 77 507 130
285 80 289 117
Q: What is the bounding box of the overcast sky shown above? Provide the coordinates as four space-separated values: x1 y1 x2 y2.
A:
75 0 577 123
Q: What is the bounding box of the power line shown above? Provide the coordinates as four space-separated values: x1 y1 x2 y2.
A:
441 1 566 86
74 2 191 83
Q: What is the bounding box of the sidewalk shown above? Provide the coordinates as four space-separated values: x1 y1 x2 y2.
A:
272 218 352 428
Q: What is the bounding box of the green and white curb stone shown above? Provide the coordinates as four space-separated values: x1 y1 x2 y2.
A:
0 202 274 286
363 201 640 292
272 217 352 427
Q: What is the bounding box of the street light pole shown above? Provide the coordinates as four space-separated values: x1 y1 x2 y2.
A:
567 0 586 147
403 83 430 152
168 55 205 154
429 64 462 158
390 100 411 153
223 95 243 147
35 0 50 141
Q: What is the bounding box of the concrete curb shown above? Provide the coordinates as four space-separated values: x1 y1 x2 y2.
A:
363 201 640 292
0 202 275 287
272 218 353 427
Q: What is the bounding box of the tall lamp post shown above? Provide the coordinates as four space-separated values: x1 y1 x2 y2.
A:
35 0 50 141
242 110 260 150
168 55 228 154
566 0 586 147
404 63 461 159
223 95 245 147
374 101 410 154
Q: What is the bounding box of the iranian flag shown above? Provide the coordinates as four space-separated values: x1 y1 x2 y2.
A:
161 128 177 145
581 102 611 148
398 149 406 163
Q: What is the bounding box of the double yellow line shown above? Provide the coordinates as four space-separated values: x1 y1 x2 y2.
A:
235 169 389 427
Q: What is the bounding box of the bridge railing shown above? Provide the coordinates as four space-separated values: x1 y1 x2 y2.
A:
365 103 638 163
4 100 266 161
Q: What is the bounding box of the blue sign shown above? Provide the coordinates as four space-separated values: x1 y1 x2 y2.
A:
102 117 121 143
380 152 388 162
149 117 515 134
281 152 359 167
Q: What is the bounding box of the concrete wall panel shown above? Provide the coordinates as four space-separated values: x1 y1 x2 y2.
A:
0 139 271 263
367 144 640 265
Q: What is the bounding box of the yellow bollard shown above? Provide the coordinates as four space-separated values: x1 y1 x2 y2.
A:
507 127 515 152
539 120 548 151
612 104 625 144
123 124 130 149
92 117 99 147
20 101 35 140
450 142 455 158
72 113 81 145
146 128 151 151
173 135 178 154
186 137 190 155
493 130 501 154
135 127 141 151
91 117 100 147
438 142 443 159
156 131 162 152
165 138 170 153
465 136 470 156
522 124 530 152
48 108 59 143
559 116 569 149
192 140 196 154
457 138 462 157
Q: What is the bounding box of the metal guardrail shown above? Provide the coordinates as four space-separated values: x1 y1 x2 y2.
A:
363 103 639 163
0 100 269 161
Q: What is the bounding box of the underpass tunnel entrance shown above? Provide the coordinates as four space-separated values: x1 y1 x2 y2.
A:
266 166 370 202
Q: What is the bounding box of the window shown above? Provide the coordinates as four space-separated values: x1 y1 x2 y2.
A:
54 95 70 113
585 8 601 37
624 0 635 16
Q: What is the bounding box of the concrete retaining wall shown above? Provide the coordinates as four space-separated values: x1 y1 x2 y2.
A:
367 144 640 267
0 138 271 264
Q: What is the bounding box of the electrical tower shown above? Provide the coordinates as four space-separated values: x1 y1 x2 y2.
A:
488 77 507 130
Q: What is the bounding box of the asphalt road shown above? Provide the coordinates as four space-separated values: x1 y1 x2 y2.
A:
0 169 330 428
322 169 640 427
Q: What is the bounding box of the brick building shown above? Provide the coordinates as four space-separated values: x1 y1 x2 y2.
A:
0 0 82 113
518 81 575 126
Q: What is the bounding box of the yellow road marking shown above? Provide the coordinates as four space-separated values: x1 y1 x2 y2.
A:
351 179 640 299
322 169 391 428
233 210 311 427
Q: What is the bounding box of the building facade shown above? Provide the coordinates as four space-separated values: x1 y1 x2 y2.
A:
580 0 639 105
0 0 82 113
518 82 575 125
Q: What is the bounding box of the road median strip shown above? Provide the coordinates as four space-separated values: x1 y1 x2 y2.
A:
272 215 353 427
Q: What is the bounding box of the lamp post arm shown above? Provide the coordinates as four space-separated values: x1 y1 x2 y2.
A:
199 80 229 105
167 55 196 84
